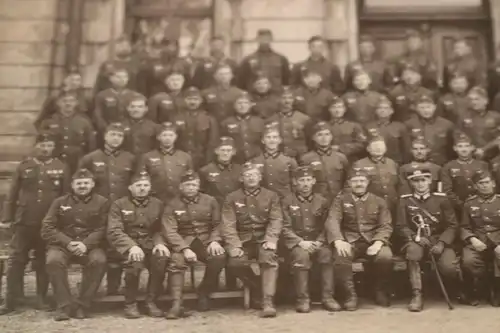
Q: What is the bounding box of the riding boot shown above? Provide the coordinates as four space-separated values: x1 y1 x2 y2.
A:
197 261 224 312
144 270 165 317
166 272 184 320
260 266 278 318
106 266 123 296
336 262 357 311
408 261 423 312
320 264 341 312
293 270 310 313
35 267 50 310
124 274 141 318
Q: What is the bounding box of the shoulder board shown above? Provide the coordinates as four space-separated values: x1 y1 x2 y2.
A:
465 195 477 201
432 192 446 196
400 194 412 198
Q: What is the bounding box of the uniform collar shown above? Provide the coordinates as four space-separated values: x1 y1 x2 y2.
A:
413 192 431 201
236 114 251 121
457 157 474 165
71 194 92 204
181 194 200 205
478 194 496 203
33 157 53 165
352 193 369 202
160 146 176 156
369 156 386 164
418 115 437 124
243 187 261 197
263 150 280 159
296 192 314 203
131 196 149 207
216 162 233 171
279 109 294 117
307 55 325 63
103 146 120 157
330 118 345 125
376 118 391 126
316 146 333 156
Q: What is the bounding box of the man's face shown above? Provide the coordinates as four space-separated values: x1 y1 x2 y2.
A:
407 36 423 51
410 177 432 194
110 71 129 88
234 98 252 115
58 95 78 116
254 78 271 94
402 70 421 85
352 73 371 90
450 77 468 94
294 176 316 194
166 74 185 91
281 92 295 109
375 102 394 119
71 178 95 196
241 169 262 188
454 142 474 159
210 39 225 54
65 74 82 90
359 41 375 57
127 100 148 119
329 102 346 118
313 129 333 147
367 141 387 158
115 39 132 57
129 180 151 198
216 145 235 163
104 130 124 149
453 41 470 58
309 40 325 56
180 179 200 197
349 176 369 196
262 131 282 150
35 141 55 158
215 67 233 85
157 130 177 147
303 73 322 89
416 102 436 119
257 34 273 47
185 96 202 109
411 143 429 161
468 93 488 111
475 177 495 196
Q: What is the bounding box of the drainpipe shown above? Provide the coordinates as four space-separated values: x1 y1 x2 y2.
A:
65 0 85 70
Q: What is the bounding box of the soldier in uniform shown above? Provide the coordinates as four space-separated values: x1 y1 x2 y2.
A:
40 91 96 174
443 38 485 92
389 62 434 122
266 87 311 159
148 70 186 124
389 29 438 90
282 166 340 313
238 29 290 93
193 35 238 90
163 171 227 315
41 169 108 320
170 87 218 170
106 172 169 318
343 69 384 126
250 124 298 198
326 168 394 310
396 166 459 312
220 91 265 164
344 34 389 93
291 36 344 95
222 162 283 318
138 123 193 203
0 133 69 314
199 137 243 205
441 133 489 214
326 97 367 162
202 63 245 124
404 93 454 166
487 44 500 101
365 95 410 165
438 71 471 124
459 86 500 161
294 69 336 121
251 73 280 120
78 122 136 295
299 122 349 204
461 170 500 305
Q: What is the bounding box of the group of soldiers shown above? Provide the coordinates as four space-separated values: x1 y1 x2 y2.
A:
1 27 500 321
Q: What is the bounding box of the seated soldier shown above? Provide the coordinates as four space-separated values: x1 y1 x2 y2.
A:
282 166 340 313
107 172 170 319
163 171 226 316
41 169 108 321
222 162 283 318
461 170 500 306
325 168 393 310
396 166 459 312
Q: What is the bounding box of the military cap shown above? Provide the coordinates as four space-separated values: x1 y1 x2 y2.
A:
415 92 435 105
65 64 81 76
109 65 129 75
449 70 468 80
376 94 393 107
242 162 261 174
105 122 127 134
472 170 492 184
131 171 151 184
165 68 185 79
311 121 332 135
57 89 78 100
217 136 235 148
156 122 177 136
72 168 94 180
180 170 200 183
359 34 375 44
234 90 253 102
292 166 315 179
352 67 371 79
406 166 432 180
214 62 233 73
453 132 473 145
468 86 487 98
327 95 345 106
348 168 370 180
184 86 202 98
263 122 281 136
411 136 430 147
281 85 295 96
254 71 270 81
308 35 324 44
302 67 322 78
124 92 147 107
401 62 421 74
367 135 386 146
405 29 422 38
35 131 56 144
257 29 273 37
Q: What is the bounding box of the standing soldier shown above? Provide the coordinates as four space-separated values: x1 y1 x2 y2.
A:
0 133 69 315
148 70 186 124
202 63 245 124
107 172 170 319
343 69 384 126
294 69 336 121
193 36 238 90
40 91 96 174
291 36 344 95
266 87 311 159
390 29 438 90
222 162 283 318
94 35 140 94
325 168 394 310
138 123 192 203
396 166 459 312
163 171 227 315
78 123 136 295
251 74 280 120
441 133 489 214
299 122 349 203
404 93 454 166
459 86 500 161
170 87 218 169
199 137 243 205
251 125 298 198
365 95 410 165
238 29 290 93
443 38 485 92
41 169 108 321
389 62 434 122
345 35 389 93
438 71 470 124
221 91 265 164
282 166 340 313
461 170 500 305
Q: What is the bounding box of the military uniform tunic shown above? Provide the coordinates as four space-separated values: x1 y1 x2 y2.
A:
294 87 335 121
122 118 158 156
365 120 410 165
238 49 290 93
251 151 298 198
389 84 434 122
148 91 185 124
220 114 265 164
199 162 243 205
291 57 344 95
93 88 136 134
266 110 311 158
328 119 367 161
202 85 245 124
343 90 384 125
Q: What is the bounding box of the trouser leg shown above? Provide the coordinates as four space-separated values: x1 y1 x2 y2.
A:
46 248 72 310
76 248 107 309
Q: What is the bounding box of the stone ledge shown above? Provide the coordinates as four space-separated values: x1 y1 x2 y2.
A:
0 88 50 112
0 111 37 135
0 65 64 88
